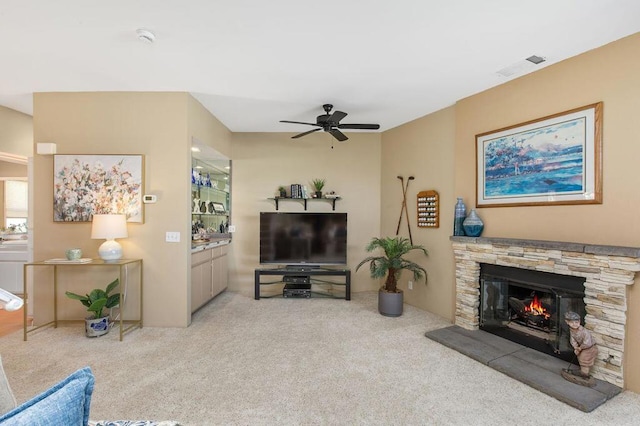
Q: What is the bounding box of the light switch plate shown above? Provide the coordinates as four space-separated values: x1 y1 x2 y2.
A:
165 232 180 242
228 225 236 233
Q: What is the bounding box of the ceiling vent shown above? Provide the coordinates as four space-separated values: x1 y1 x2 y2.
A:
496 55 546 78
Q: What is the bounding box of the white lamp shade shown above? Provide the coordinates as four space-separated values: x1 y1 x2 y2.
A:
91 214 128 239
92 214 128 261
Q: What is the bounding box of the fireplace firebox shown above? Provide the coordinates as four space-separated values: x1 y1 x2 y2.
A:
479 264 586 363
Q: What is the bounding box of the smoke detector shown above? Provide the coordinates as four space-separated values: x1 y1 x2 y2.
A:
136 29 156 43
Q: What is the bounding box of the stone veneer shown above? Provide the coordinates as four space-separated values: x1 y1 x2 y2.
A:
451 236 640 388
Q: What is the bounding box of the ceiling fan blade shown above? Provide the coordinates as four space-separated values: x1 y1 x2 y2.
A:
280 120 320 127
337 123 380 130
328 110 347 124
292 128 322 139
329 129 348 141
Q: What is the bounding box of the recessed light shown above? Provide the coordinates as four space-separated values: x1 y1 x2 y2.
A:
136 29 156 43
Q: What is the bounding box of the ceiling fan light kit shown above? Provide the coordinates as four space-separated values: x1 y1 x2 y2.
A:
280 104 380 141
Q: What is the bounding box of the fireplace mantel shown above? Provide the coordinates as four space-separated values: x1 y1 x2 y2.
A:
451 236 640 258
451 236 640 387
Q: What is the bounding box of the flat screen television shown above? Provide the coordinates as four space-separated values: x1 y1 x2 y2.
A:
259 212 347 266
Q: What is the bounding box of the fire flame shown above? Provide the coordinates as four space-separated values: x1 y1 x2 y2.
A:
524 294 550 319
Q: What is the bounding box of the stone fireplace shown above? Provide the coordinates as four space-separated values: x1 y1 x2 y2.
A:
452 236 640 388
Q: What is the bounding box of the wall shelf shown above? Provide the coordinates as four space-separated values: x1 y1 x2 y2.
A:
268 197 341 211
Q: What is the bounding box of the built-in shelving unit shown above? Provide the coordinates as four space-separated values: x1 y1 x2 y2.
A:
192 158 230 234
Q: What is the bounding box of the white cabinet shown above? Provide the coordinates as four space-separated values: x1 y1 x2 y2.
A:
191 242 228 314
0 243 28 293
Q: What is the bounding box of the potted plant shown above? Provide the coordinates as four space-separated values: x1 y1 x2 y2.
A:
65 278 120 337
277 186 287 198
356 236 428 317
311 178 326 198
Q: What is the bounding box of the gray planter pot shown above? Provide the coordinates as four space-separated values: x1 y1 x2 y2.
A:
85 316 110 338
378 288 403 317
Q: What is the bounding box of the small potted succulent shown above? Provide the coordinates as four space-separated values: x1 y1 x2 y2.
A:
311 178 326 198
277 186 287 198
65 278 120 337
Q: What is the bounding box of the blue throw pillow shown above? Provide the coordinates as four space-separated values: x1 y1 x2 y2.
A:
0 366 94 426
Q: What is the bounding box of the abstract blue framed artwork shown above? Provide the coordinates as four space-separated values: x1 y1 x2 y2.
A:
476 103 602 207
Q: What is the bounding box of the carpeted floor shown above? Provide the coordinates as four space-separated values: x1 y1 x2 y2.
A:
2 291 640 425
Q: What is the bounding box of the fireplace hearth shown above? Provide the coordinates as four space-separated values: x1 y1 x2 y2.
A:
451 236 640 388
479 264 585 363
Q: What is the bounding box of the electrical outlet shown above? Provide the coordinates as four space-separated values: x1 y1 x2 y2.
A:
408 281 413 290
228 225 236 233
165 231 180 242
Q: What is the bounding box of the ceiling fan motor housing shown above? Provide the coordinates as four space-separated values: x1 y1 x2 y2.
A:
280 104 379 141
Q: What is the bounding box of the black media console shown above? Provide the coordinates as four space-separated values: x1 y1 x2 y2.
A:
254 267 351 300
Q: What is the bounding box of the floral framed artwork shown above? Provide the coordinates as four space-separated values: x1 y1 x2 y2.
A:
53 154 144 222
476 102 602 207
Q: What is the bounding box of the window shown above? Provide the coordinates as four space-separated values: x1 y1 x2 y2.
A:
4 180 28 230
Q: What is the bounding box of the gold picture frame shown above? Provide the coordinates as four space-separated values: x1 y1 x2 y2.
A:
53 154 144 222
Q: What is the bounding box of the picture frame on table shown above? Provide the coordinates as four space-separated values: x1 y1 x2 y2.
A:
53 154 144 222
211 202 226 213
475 102 602 208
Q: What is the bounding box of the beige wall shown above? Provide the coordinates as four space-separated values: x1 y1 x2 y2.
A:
229 132 381 295
32 92 229 327
0 106 31 227
380 107 456 320
0 105 33 158
187 96 232 159
452 32 640 391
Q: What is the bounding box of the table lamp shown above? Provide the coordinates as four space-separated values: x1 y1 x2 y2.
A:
0 288 23 311
91 214 128 261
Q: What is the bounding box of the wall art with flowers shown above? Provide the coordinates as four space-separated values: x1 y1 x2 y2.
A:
53 154 144 222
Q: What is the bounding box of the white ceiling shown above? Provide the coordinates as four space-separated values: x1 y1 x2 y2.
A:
1 1 639 134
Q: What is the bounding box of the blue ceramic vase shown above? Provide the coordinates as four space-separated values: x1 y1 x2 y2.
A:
463 209 484 237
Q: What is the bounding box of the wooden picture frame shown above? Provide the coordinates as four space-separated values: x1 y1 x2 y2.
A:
53 154 144 222
476 102 602 207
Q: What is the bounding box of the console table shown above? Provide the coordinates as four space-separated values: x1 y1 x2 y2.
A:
254 267 350 300
23 258 143 341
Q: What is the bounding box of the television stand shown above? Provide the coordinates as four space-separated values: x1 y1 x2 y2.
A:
254 266 350 300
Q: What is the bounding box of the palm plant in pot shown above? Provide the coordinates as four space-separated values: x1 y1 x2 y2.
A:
356 236 428 317
65 278 120 337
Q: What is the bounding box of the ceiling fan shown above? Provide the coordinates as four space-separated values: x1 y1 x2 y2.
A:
280 104 380 141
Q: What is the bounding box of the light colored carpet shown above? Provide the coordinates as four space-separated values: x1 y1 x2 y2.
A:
2 291 640 425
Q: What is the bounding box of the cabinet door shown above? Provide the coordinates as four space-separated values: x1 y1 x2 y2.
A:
211 249 228 296
0 262 24 293
217 254 228 292
191 262 203 313
203 259 213 300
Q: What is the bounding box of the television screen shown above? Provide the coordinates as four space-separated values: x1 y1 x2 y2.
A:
259 212 347 265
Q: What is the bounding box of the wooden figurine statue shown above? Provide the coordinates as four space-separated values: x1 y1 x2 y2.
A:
562 311 598 386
